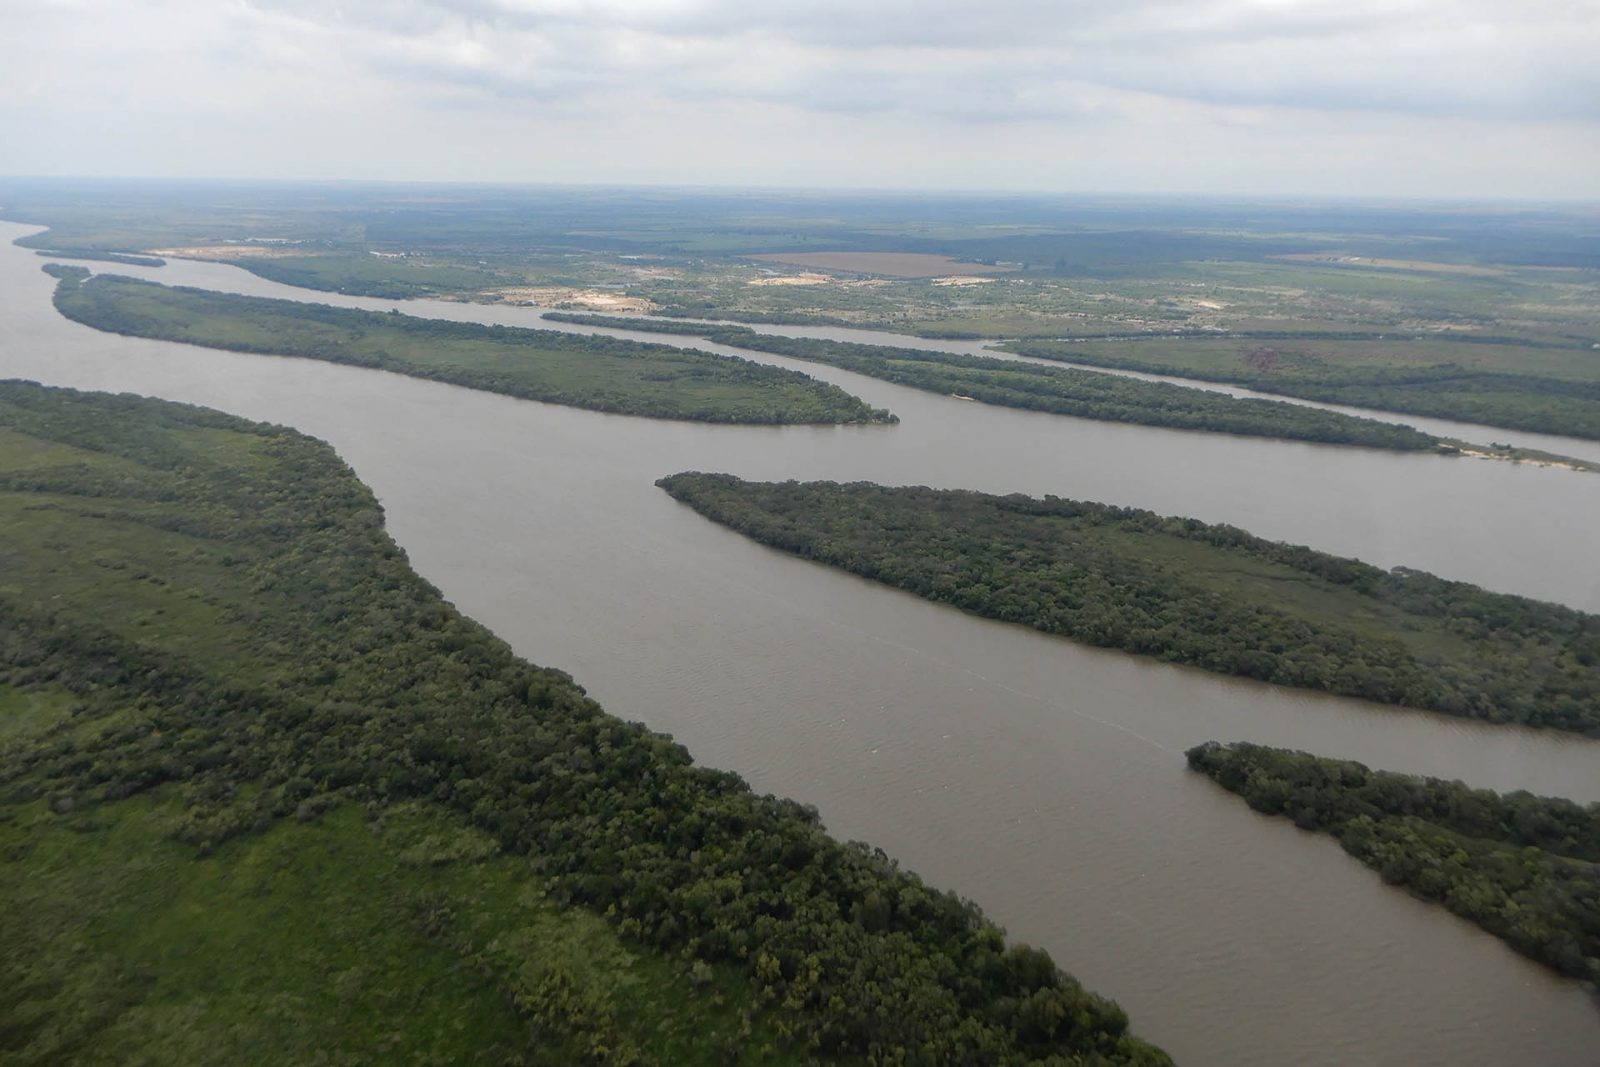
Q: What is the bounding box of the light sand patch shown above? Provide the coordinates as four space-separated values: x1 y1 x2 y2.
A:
748 273 832 287
146 244 311 260
492 287 658 313
1187 299 1228 310
746 251 1017 278
933 276 998 287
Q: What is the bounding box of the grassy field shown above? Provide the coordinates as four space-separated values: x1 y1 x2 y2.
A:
2 793 789 1066
657 474 1600 734
49 272 894 425
202 250 526 299
0 382 1165 1065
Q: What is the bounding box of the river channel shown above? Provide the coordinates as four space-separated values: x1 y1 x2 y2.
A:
4 221 1598 1065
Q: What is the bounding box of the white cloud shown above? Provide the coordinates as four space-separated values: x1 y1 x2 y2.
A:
1 0 1596 195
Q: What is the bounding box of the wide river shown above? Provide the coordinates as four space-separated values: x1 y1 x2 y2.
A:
4 221 1598 1065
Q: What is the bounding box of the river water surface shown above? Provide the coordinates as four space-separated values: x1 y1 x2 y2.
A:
4 221 1599 1065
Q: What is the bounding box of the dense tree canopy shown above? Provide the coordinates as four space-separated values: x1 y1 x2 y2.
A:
1188 742 1600 983
1007 339 1600 443
657 474 1600 734
48 273 894 426
546 313 1444 450
0 381 1162 1066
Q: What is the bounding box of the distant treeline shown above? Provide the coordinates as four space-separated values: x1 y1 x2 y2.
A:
1007 339 1600 442
48 272 894 426
0 381 1163 1065
656 474 1600 735
543 313 1443 451
1188 742 1600 983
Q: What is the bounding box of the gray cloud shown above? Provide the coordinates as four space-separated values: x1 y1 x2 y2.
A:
236 0 1600 121
2 0 1596 196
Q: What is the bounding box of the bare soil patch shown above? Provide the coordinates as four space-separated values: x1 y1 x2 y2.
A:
146 244 311 260
748 273 832 287
492 287 658 313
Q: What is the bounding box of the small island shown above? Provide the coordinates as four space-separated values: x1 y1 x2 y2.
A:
0 381 1163 1065
1187 742 1600 984
48 272 895 426
1004 336 1600 444
546 313 1451 451
657 474 1600 734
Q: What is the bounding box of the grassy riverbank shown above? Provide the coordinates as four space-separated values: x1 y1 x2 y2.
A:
1188 742 1600 983
48 272 894 426
1004 336 1600 443
0 381 1163 1065
657 474 1600 735
544 314 1447 451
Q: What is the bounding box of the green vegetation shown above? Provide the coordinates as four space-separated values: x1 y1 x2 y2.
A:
7 183 1596 344
41 262 89 283
1187 742 1600 984
0 381 1164 1065
48 272 894 426
232 251 522 299
545 314 1442 450
8 184 1596 381
2 791 792 1065
1006 336 1600 442
656 475 1600 735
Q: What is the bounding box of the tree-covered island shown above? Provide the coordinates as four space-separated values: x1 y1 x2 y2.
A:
48 272 895 426
544 313 1449 451
1004 336 1600 444
656 474 1600 735
0 380 1164 1065
1187 742 1600 984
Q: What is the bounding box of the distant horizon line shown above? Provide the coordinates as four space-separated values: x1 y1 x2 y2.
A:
2 174 1597 209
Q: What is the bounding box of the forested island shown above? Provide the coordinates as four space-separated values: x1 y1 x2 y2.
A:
656 475 1600 734
1004 337 1600 443
0 381 1164 1065
1187 742 1600 984
542 314 1443 451
47 272 894 426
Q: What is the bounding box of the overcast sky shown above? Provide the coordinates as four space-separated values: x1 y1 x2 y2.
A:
4 0 1597 197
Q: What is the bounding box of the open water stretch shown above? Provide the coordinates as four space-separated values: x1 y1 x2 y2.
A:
4 222 1599 1065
